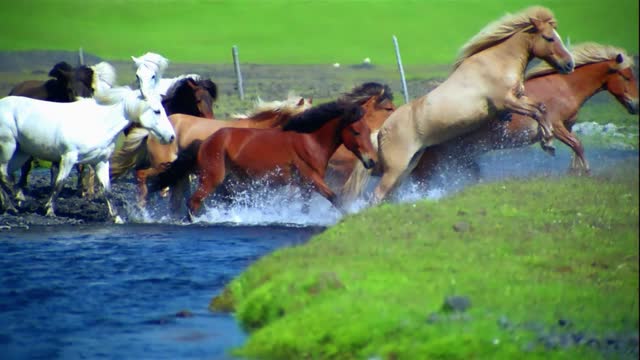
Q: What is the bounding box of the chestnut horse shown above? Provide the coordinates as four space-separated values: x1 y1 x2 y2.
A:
109 95 312 207
409 43 639 182
161 77 218 119
149 88 391 220
346 6 574 203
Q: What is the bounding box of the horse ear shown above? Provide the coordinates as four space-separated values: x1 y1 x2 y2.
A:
616 53 624 64
308 97 313 105
186 78 198 89
131 56 140 65
529 17 544 32
297 97 305 106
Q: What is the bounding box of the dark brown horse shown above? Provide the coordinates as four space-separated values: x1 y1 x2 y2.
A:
149 85 392 220
9 61 95 200
162 77 218 119
410 42 639 183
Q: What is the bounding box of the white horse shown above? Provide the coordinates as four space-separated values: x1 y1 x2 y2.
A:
131 52 201 99
0 86 176 222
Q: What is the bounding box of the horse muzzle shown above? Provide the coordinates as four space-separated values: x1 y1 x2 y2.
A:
558 59 574 74
361 156 376 170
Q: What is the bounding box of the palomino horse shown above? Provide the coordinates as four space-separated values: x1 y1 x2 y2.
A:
0 85 175 222
356 6 574 203
109 94 312 208
9 61 115 200
149 89 390 220
409 43 639 181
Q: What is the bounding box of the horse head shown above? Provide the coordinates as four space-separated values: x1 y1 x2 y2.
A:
340 106 377 169
132 52 169 101
189 78 217 119
48 61 76 100
528 14 574 74
72 66 96 98
136 95 176 145
606 53 639 114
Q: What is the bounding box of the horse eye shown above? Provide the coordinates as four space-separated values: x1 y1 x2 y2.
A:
543 35 555 42
153 109 161 115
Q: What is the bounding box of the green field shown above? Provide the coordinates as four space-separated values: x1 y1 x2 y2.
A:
1 0 638 65
211 160 639 359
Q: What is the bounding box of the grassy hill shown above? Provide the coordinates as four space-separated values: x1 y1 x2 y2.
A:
1 0 637 65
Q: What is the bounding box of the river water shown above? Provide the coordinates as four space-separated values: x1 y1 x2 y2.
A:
0 145 637 359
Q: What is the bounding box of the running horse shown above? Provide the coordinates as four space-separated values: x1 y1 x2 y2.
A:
345 6 574 203
8 61 110 200
162 77 218 119
0 85 175 222
109 94 312 208
149 83 392 220
410 42 639 182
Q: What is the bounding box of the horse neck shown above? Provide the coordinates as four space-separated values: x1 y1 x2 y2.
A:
555 62 614 105
301 116 344 166
247 111 287 128
483 32 532 77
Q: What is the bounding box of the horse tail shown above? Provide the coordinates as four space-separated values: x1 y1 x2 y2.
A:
109 127 150 179
148 140 202 193
339 129 380 203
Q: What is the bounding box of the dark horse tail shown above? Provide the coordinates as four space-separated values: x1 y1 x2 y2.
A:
148 140 202 193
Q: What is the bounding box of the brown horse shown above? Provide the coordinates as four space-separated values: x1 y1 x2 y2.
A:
9 61 96 200
162 77 218 119
149 89 390 220
345 6 574 204
325 83 396 187
410 43 639 182
109 95 312 207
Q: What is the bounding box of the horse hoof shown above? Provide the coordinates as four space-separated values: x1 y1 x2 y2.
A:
45 209 56 217
113 215 124 224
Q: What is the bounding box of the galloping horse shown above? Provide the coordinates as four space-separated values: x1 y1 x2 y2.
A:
109 94 312 208
350 6 574 203
149 86 391 219
0 85 175 222
8 61 114 200
410 43 639 182
325 83 396 187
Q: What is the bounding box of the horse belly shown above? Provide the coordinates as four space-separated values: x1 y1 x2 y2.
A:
419 94 489 146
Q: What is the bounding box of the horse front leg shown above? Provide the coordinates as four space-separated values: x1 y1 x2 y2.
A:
78 164 97 200
45 153 77 217
0 163 18 215
503 91 554 154
553 125 589 175
94 160 123 224
16 157 33 204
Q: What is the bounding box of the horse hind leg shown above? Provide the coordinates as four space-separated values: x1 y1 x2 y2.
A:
373 129 423 204
0 139 20 214
553 126 589 175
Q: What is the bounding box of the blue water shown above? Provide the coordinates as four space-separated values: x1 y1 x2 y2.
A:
0 225 323 360
0 146 637 359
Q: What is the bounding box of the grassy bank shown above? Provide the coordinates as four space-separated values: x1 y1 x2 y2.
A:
1 0 637 65
211 160 639 359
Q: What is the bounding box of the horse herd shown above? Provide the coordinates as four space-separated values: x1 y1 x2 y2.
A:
0 5 637 223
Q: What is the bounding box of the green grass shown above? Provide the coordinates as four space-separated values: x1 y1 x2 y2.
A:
1 0 637 65
211 161 639 359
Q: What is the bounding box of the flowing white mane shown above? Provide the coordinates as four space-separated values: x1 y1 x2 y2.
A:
92 85 149 120
132 52 169 79
90 61 117 96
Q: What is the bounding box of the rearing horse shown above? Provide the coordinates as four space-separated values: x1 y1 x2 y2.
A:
367 6 574 203
410 42 639 181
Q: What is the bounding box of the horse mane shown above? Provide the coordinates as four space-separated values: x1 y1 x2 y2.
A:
452 6 556 70
339 82 394 106
526 42 635 79
133 52 169 77
232 93 308 119
283 101 362 133
90 61 117 92
48 61 73 80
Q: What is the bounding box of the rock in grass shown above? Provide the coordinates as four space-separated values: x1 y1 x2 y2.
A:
441 295 471 313
452 221 471 232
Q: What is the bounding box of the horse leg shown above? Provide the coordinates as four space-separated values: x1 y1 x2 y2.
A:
373 126 423 204
49 162 60 188
0 138 21 214
16 157 34 203
503 92 554 153
553 125 589 175
94 160 123 224
299 168 343 214
169 175 190 215
79 164 97 200
188 158 226 219
45 153 77 217
135 166 155 208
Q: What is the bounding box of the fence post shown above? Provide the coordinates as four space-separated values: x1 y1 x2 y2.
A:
232 45 245 100
392 35 409 104
78 47 85 65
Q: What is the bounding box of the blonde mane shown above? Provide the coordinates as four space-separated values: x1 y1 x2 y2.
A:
132 52 170 77
232 93 310 119
526 42 635 79
452 6 556 70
